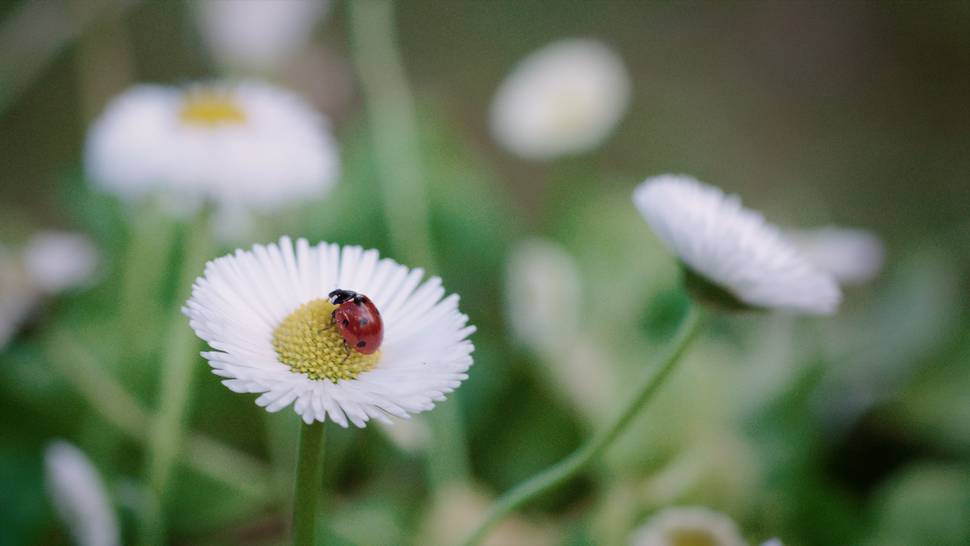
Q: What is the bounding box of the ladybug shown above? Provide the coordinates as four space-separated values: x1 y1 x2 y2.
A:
328 289 384 355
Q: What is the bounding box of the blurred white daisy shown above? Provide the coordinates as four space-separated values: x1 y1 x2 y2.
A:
377 417 432 454
505 238 583 355
760 540 783 546
634 175 841 314
490 39 631 160
629 506 747 546
184 237 475 427
0 244 34 348
420 484 559 546
195 0 329 73
45 441 120 546
85 81 338 214
787 226 885 285
23 231 99 294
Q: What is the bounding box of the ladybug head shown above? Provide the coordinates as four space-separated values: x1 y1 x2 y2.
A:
329 288 361 305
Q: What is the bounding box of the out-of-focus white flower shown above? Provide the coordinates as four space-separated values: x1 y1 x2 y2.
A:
184 237 475 427
85 81 339 215
787 227 885 285
634 175 841 314
505 238 617 424
44 441 120 546
377 417 432 454
639 433 757 514
195 0 329 73
760 540 783 546
420 484 559 546
23 231 98 294
505 238 583 355
629 506 747 546
0 244 35 348
490 39 631 160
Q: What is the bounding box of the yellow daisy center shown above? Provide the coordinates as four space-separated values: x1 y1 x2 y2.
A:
272 298 380 382
179 91 247 126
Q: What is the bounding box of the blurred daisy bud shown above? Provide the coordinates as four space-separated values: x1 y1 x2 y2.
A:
184 237 475 427
377 417 432 454
0 244 36 348
195 0 330 73
420 484 558 546
639 433 757 514
44 441 120 546
490 39 631 160
23 231 99 294
634 174 841 315
505 238 583 355
629 506 747 546
85 81 339 217
786 227 885 285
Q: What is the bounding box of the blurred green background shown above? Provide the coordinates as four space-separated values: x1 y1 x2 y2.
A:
1 1 969 545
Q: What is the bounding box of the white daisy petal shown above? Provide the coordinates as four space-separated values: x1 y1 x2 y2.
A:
490 38 631 160
185 237 476 427
195 0 329 73
85 81 339 217
44 441 120 546
786 226 885 285
629 506 747 546
634 175 841 314
23 231 99 294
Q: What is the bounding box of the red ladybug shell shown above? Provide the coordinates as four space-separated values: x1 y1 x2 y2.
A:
329 289 384 355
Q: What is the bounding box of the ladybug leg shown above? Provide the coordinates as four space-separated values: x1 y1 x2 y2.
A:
322 310 337 331
340 342 353 364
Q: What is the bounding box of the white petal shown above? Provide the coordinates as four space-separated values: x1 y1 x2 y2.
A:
185 237 476 427
45 441 120 546
195 0 329 72
491 39 631 160
629 506 747 546
85 82 339 217
786 226 885 285
634 175 841 315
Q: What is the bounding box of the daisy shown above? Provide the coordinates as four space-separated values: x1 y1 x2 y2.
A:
490 39 631 160
85 81 338 215
23 230 99 294
786 226 885 285
505 238 582 355
0 244 35 348
634 175 841 314
45 441 120 546
629 506 747 546
184 237 475 427
195 0 330 73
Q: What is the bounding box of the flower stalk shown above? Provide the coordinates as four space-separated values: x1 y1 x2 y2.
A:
460 304 704 546
348 0 470 489
142 210 213 545
292 422 326 546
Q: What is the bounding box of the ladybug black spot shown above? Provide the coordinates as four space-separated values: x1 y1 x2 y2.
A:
342 319 349 326
356 340 366 348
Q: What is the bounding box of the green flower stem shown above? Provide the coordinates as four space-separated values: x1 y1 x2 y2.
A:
292 422 326 546
349 0 470 490
142 211 213 545
460 305 705 546
118 201 179 393
349 0 435 270
48 330 274 499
